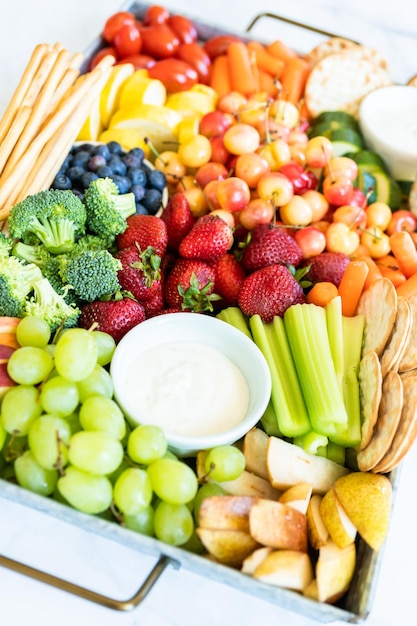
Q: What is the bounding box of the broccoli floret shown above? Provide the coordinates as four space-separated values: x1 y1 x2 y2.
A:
73 233 115 254
58 249 122 302
0 232 13 259
25 277 80 331
83 177 136 241
0 256 43 317
8 189 87 254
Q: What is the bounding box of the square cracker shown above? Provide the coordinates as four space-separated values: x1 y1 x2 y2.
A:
357 278 398 357
358 350 383 450
380 296 412 377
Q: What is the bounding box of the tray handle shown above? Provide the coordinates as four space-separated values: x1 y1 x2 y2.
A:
245 11 361 45
0 551 179 611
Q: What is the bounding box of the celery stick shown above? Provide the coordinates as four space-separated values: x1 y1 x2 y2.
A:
294 430 329 455
316 445 328 458
283 303 348 437
326 441 346 466
261 399 282 437
329 314 365 447
216 307 252 339
250 314 310 437
326 296 344 393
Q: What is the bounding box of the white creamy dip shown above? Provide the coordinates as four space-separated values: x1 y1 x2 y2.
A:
365 108 417 154
124 341 250 437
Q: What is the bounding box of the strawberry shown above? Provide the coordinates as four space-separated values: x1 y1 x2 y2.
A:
164 258 220 312
116 245 161 302
303 252 350 287
78 296 146 343
160 192 196 251
178 214 234 261
116 214 168 257
141 282 166 318
240 223 303 273
209 253 246 307
238 264 305 322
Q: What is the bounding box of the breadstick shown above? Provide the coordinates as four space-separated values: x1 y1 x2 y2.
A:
0 106 31 174
21 45 59 108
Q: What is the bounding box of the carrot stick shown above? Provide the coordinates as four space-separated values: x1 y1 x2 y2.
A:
337 260 369 317
396 270 417 298
257 69 279 97
209 54 232 97
227 41 257 96
279 57 310 105
266 39 298 64
389 231 417 278
354 254 383 289
247 41 285 78
306 282 338 307
376 254 407 289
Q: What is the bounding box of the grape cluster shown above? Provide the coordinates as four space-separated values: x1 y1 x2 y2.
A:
0 318 246 548
51 141 167 216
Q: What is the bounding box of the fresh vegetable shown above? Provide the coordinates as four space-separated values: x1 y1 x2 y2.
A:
58 249 122 302
0 256 43 318
83 177 136 241
25 277 80 331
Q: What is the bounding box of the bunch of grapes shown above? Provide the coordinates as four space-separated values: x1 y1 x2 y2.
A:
0 317 246 548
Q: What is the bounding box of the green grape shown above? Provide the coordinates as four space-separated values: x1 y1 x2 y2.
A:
1 385 42 436
57 466 113 514
14 450 58 496
123 505 155 536
204 445 246 482
68 430 124 475
147 458 198 505
64 410 82 434
0 420 7 451
28 414 71 470
113 467 153 515
44 344 57 359
79 396 126 440
153 501 194 546
54 328 97 382
40 376 80 417
76 365 114 402
16 316 51 348
193 482 226 524
127 425 167 465
7 346 54 385
107 457 131 485
1 433 28 463
93 330 116 366
181 530 204 554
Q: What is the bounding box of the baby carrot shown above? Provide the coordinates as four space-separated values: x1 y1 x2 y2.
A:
354 254 383 289
266 39 298 64
227 41 257 96
209 54 232 97
247 41 285 78
376 254 407 288
258 68 280 97
396 269 417 298
389 230 417 277
306 281 338 307
279 56 311 105
337 260 369 316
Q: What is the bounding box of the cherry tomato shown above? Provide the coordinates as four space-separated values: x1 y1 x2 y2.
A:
114 22 142 58
139 24 180 58
102 11 136 43
89 46 117 70
203 34 243 59
147 58 198 92
143 4 170 25
175 43 211 84
115 54 156 70
167 15 197 44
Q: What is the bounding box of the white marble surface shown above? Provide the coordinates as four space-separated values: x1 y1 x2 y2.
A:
1 1 417 625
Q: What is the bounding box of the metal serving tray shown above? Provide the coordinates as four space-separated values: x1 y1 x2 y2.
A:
0 2 402 622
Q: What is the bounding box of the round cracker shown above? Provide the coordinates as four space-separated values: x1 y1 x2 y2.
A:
304 37 359 67
304 49 392 118
398 293 417 371
380 296 412 378
357 278 398 357
372 371 417 473
357 371 403 471
407 74 417 87
358 350 383 450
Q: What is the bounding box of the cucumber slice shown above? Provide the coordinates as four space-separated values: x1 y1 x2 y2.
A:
307 122 334 139
311 111 360 132
356 171 377 204
345 150 388 172
372 171 402 209
329 128 364 156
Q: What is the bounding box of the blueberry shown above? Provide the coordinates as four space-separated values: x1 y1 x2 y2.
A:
135 202 148 215
72 151 91 168
51 174 72 190
59 154 73 172
88 154 107 172
129 147 145 161
111 175 131 194
131 184 145 202
66 165 86 183
80 171 99 189
142 188 162 215
122 152 143 169
93 143 111 160
96 165 114 179
107 141 123 155
72 189 84 201
147 168 167 191
127 167 147 187
108 156 127 176
74 143 95 154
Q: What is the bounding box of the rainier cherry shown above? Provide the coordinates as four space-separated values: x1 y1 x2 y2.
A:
365 201 392 231
280 195 313 226
304 136 333 168
325 222 360 256
199 110 234 138
238 198 275 230
360 226 391 258
302 189 329 222
235 153 270 188
223 123 261 155
216 176 251 212
195 162 228 188
386 209 417 235
333 205 367 231
257 172 294 206
294 226 327 258
322 173 354 206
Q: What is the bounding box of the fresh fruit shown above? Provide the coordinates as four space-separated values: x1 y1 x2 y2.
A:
209 253 246 307
78 296 146 343
116 245 162 301
178 214 234 261
253 550 313 592
116 214 168 257
240 223 304 272
303 251 350 287
164 258 218 312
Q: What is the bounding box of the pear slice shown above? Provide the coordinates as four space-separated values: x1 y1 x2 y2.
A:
279 482 313 514
242 427 270 479
213 470 281 500
197 495 258 531
315 540 356 603
319 487 357 549
306 494 329 549
196 528 259 568
241 546 273 575
249 498 308 551
253 550 314 592
333 471 392 551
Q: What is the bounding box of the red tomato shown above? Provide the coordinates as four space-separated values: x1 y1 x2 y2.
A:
203 34 243 59
175 43 211 84
139 24 180 58
143 4 170 25
167 15 197 44
102 11 136 43
115 54 156 70
114 22 142 58
89 46 117 70
147 59 199 92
